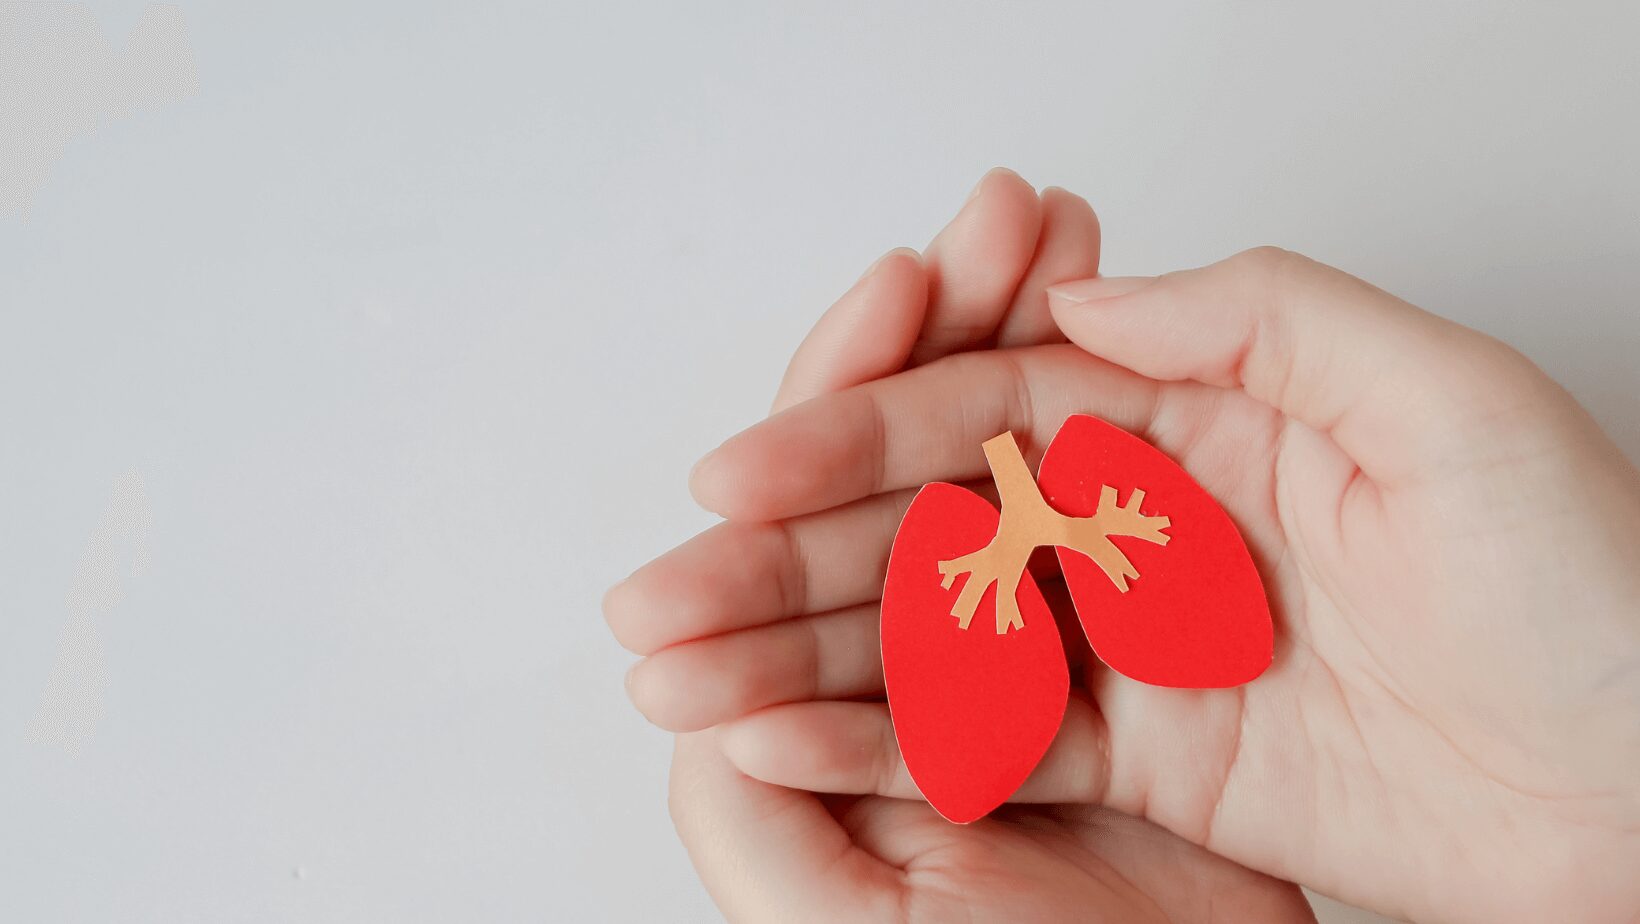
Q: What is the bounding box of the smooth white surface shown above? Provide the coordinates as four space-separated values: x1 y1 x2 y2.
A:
4 2 1637 922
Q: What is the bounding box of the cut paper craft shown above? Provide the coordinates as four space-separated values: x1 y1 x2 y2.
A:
937 431 1171 634
1039 415 1273 688
881 483 1069 824
881 414 1272 823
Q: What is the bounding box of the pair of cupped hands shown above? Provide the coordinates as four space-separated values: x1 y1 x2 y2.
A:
605 169 1640 924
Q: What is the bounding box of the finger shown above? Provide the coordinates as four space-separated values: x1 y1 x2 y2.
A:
773 248 928 413
909 167 1043 365
994 186 1101 348
604 487 913 655
610 472 1004 654
691 343 1162 521
716 697 1114 806
669 732 902 922
628 603 883 732
1047 246 1544 484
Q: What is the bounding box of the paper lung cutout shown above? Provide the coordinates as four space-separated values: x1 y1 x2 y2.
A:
880 414 1272 823
1039 414 1273 688
880 483 1069 824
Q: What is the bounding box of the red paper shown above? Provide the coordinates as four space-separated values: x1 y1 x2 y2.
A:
881 416 1274 822
1038 414 1272 687
880 483 1069 824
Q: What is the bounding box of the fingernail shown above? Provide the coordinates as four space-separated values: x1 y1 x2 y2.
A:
687 447 728 516
863 252 890 279
1047 276 1155 305
966 166 1017 204
856 246 916 284
688 448 715 484
624 661 639 695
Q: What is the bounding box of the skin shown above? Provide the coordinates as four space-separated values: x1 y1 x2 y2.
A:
605 169 1640 923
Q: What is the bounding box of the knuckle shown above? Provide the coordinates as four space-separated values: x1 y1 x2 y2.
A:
1227 245 1310 291
1475 334 1545 382
1232 244 1300 272
1220 246 1334 320
1441 330 1563 420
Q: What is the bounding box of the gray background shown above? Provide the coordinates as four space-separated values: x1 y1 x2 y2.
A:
3 2 1637 922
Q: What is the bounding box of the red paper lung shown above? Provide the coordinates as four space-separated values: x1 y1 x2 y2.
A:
881 415 1273 822
880 483 1069 824
1038 414 1272 688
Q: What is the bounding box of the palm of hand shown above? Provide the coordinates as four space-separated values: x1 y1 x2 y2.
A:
983 342 1640 919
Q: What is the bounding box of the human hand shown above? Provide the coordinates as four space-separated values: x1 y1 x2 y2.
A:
611 170 1317 922
610 176 1640 923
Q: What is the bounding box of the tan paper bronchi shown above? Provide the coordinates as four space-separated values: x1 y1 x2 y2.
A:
936 432 1172 634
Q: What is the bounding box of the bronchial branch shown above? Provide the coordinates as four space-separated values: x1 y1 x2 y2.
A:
937 431 1171 634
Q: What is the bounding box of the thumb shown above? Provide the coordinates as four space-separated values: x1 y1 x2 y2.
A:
1047 247 1545 484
